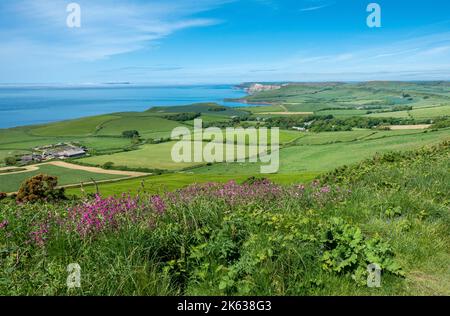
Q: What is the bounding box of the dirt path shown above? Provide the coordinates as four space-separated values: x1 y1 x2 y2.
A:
0 161 149 177
2 161 150 195
46 161 149 176
389 125 431 130
0 165 40 175
259 111 314 115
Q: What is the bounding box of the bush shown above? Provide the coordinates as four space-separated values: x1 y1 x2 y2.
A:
431 117 450 129
164 112 201 122
103 162 114 169
16 174 66 203
208 106 227 112
122 130 140 138
242 176 269 185
4 156 17 166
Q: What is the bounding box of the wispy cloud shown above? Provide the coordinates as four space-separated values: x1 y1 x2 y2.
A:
0 0 227 61
300 4 329 12
299 1 334 12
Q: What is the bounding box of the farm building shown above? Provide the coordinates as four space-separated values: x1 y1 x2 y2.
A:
57 148 86 158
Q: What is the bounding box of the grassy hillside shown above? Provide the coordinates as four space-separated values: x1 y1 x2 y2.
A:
193 128 450 174
1 142 448 295
240 82 450 118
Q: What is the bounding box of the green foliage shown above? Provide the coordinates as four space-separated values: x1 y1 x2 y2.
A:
208 106 227 112
262 115 429 132
4 156 17 166
164 112 201 122
102 162 114 169
321 218 404 285
432 117 450 129
242 176 269 185
122 130 140 138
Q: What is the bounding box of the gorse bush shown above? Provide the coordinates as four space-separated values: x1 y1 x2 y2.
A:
16 174 66 203
0 192 7 200
0 141 448 295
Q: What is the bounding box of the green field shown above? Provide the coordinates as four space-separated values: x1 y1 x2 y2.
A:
366 105 450 119
242 82 450 116
193 128 450 174
97 115 188 138
31 115 120 137
78 141 205 170
0 164 127 193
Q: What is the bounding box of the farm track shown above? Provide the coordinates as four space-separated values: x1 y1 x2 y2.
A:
47 161 149 176
0 165 40 175
1 161 148 177
259 112 314 115
2 161 151 194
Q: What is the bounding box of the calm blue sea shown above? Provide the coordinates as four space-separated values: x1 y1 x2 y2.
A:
0 85 248 129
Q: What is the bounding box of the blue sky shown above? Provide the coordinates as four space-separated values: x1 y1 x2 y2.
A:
0 0 449 84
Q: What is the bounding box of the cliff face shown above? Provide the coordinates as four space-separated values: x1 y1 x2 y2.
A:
245 83 282 95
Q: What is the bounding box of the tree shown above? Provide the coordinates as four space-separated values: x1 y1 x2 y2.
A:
164 112 201 122
103 162 114 169
16 174 66 203
5 157 16 166
122 130 140 138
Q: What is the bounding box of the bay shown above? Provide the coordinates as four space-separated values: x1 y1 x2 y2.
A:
0 84 248 129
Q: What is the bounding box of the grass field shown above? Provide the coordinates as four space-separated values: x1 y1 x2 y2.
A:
30 115 120 137
0 164 127 193
78 141 203 170
97 115 188 137
193 129 450 174
243 82 450 117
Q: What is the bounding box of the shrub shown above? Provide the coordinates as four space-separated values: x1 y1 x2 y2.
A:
242 176 269 185
16 174 66 203
4 156 17 166
103 162 114 169
321 218 404 285
208 106 227 112
431 117 450 129
122 130 140 138
164 112 201 122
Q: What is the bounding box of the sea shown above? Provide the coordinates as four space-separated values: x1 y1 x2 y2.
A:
0 84 249 129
